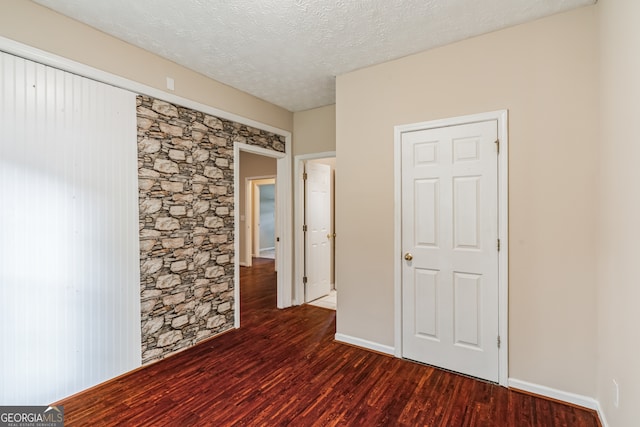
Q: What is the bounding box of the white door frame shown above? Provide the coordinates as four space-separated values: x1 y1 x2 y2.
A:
234 143 292 324
244 176 276 267
393 110 509 386
294 151 336 305
253 178 276 259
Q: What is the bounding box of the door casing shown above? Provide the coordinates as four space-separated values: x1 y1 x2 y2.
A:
254 179 277 258
234 142 292 323
393 110 509 386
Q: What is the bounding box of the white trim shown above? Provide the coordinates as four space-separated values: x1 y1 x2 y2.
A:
497 110 509 386
245 178 253 268
237 144 289 159
293 151 336 305
393 110 509 386
393 128 403 358
295 151 337 160
0 36 290 138
245 176 277 265
595 399 610 427
275 143 293 309
334 333 395 356
234 143 291 328
508 378 599 411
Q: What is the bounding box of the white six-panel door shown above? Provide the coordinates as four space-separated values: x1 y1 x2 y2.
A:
401 120 499 382
305 162 332 302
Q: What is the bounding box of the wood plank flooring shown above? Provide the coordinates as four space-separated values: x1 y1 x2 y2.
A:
55 258 600 426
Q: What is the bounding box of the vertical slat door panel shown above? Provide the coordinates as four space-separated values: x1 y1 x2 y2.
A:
0 52 140 405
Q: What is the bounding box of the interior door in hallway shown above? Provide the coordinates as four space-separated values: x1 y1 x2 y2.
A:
401 120 499 382
304 162 332 302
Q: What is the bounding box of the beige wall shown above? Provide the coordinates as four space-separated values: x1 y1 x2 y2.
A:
597 0 640 425
336 7 598 397
239 152 277 265
293 105 336 155
0 0 292 132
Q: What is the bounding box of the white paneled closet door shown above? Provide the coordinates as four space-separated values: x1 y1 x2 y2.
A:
0 52 141 404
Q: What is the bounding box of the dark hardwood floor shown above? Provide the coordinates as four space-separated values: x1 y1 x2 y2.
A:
56 258 600 426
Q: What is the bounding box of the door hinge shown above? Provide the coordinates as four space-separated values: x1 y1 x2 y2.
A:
495 139 500 154
497 239 501 251
497 335 501 348
303 224 308 232
303 276 308 284
303 172 308 180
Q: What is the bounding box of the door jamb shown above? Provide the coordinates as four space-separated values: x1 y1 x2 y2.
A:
244 176 276 267
293 151 336 305
234 143 292 328
393 110 509 386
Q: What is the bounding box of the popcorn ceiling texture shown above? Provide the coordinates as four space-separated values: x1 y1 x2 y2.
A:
137 95 285 364
34 0 595 112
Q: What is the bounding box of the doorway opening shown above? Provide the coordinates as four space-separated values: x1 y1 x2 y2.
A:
294 152 336 309
234 143 291 328
248 177 276 261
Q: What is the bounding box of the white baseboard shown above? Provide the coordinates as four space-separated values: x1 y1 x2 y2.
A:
239 261 250 267
508 378 599 411
509 378 609 426
595 399 609 427
334 333 395 356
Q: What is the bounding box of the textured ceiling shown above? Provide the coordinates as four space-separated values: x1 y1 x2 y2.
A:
33 0 595 112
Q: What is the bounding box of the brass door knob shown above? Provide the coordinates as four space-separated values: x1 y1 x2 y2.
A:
404 253 413 261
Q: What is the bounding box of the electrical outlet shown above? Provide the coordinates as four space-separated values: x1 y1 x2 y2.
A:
612 379 619 408
166 77 175 91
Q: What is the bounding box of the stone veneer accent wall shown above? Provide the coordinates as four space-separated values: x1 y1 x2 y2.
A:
136 95 285 364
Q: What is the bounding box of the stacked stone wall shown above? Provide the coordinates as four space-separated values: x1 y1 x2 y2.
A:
136 95 285 364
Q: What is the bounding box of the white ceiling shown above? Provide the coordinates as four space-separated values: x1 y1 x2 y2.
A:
33 0 595 112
